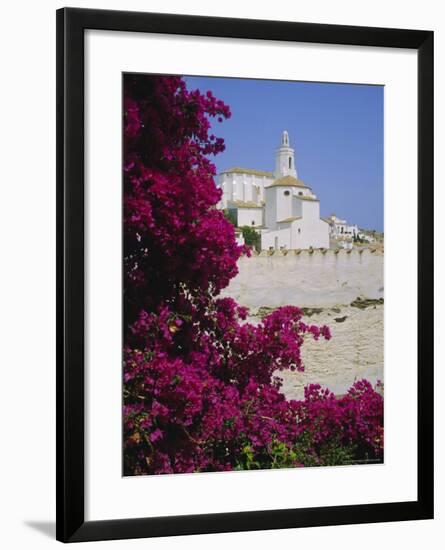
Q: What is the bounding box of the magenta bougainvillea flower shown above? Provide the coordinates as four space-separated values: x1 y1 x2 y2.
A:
123 74 383 475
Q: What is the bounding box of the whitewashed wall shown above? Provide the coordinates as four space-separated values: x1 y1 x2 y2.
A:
222 249 384 398
261 227 292 250
219 172 274 207
278 304 384 399
222 248 383 308
237 207 263 227
292 218 330 250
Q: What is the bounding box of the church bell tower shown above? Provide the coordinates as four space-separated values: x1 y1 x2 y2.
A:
274 130 298 179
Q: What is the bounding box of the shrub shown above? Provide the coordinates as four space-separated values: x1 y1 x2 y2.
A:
240 225 261 251
224 208 238 226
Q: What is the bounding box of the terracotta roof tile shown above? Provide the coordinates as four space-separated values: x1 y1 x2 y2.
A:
227 200 263 209
221 167 274 177
266 176 311 189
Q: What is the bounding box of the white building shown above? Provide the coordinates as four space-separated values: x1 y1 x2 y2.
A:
218 131 330 250
357 232 376 243
326 214 358 239
218 168 273 228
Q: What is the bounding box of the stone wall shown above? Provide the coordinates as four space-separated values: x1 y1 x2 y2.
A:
222 249 384 399
222 248 383 309
274 304 384 400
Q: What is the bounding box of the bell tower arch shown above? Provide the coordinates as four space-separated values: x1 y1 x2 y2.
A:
274 130 297 179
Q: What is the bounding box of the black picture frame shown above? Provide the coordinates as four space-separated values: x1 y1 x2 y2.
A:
56 7 434 543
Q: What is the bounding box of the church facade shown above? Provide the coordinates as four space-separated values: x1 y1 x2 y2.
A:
217 131 330 250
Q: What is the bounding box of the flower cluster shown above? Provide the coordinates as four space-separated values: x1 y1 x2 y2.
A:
123 74 383 475
124 75 244 324
123 300 334 474
292 380 384 465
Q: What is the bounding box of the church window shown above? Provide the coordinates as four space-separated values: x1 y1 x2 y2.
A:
298 191 303 196
284 190 290 196
298 228 301 234
251 220 255 226
289 157 292 169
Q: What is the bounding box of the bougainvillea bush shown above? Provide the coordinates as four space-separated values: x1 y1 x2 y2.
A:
123 74 383 475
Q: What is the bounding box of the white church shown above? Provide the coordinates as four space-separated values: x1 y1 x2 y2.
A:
217 131 330 250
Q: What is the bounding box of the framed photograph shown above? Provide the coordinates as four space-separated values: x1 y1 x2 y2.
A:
56 7 434 542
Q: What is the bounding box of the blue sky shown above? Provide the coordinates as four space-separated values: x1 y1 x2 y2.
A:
185 76 383 232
